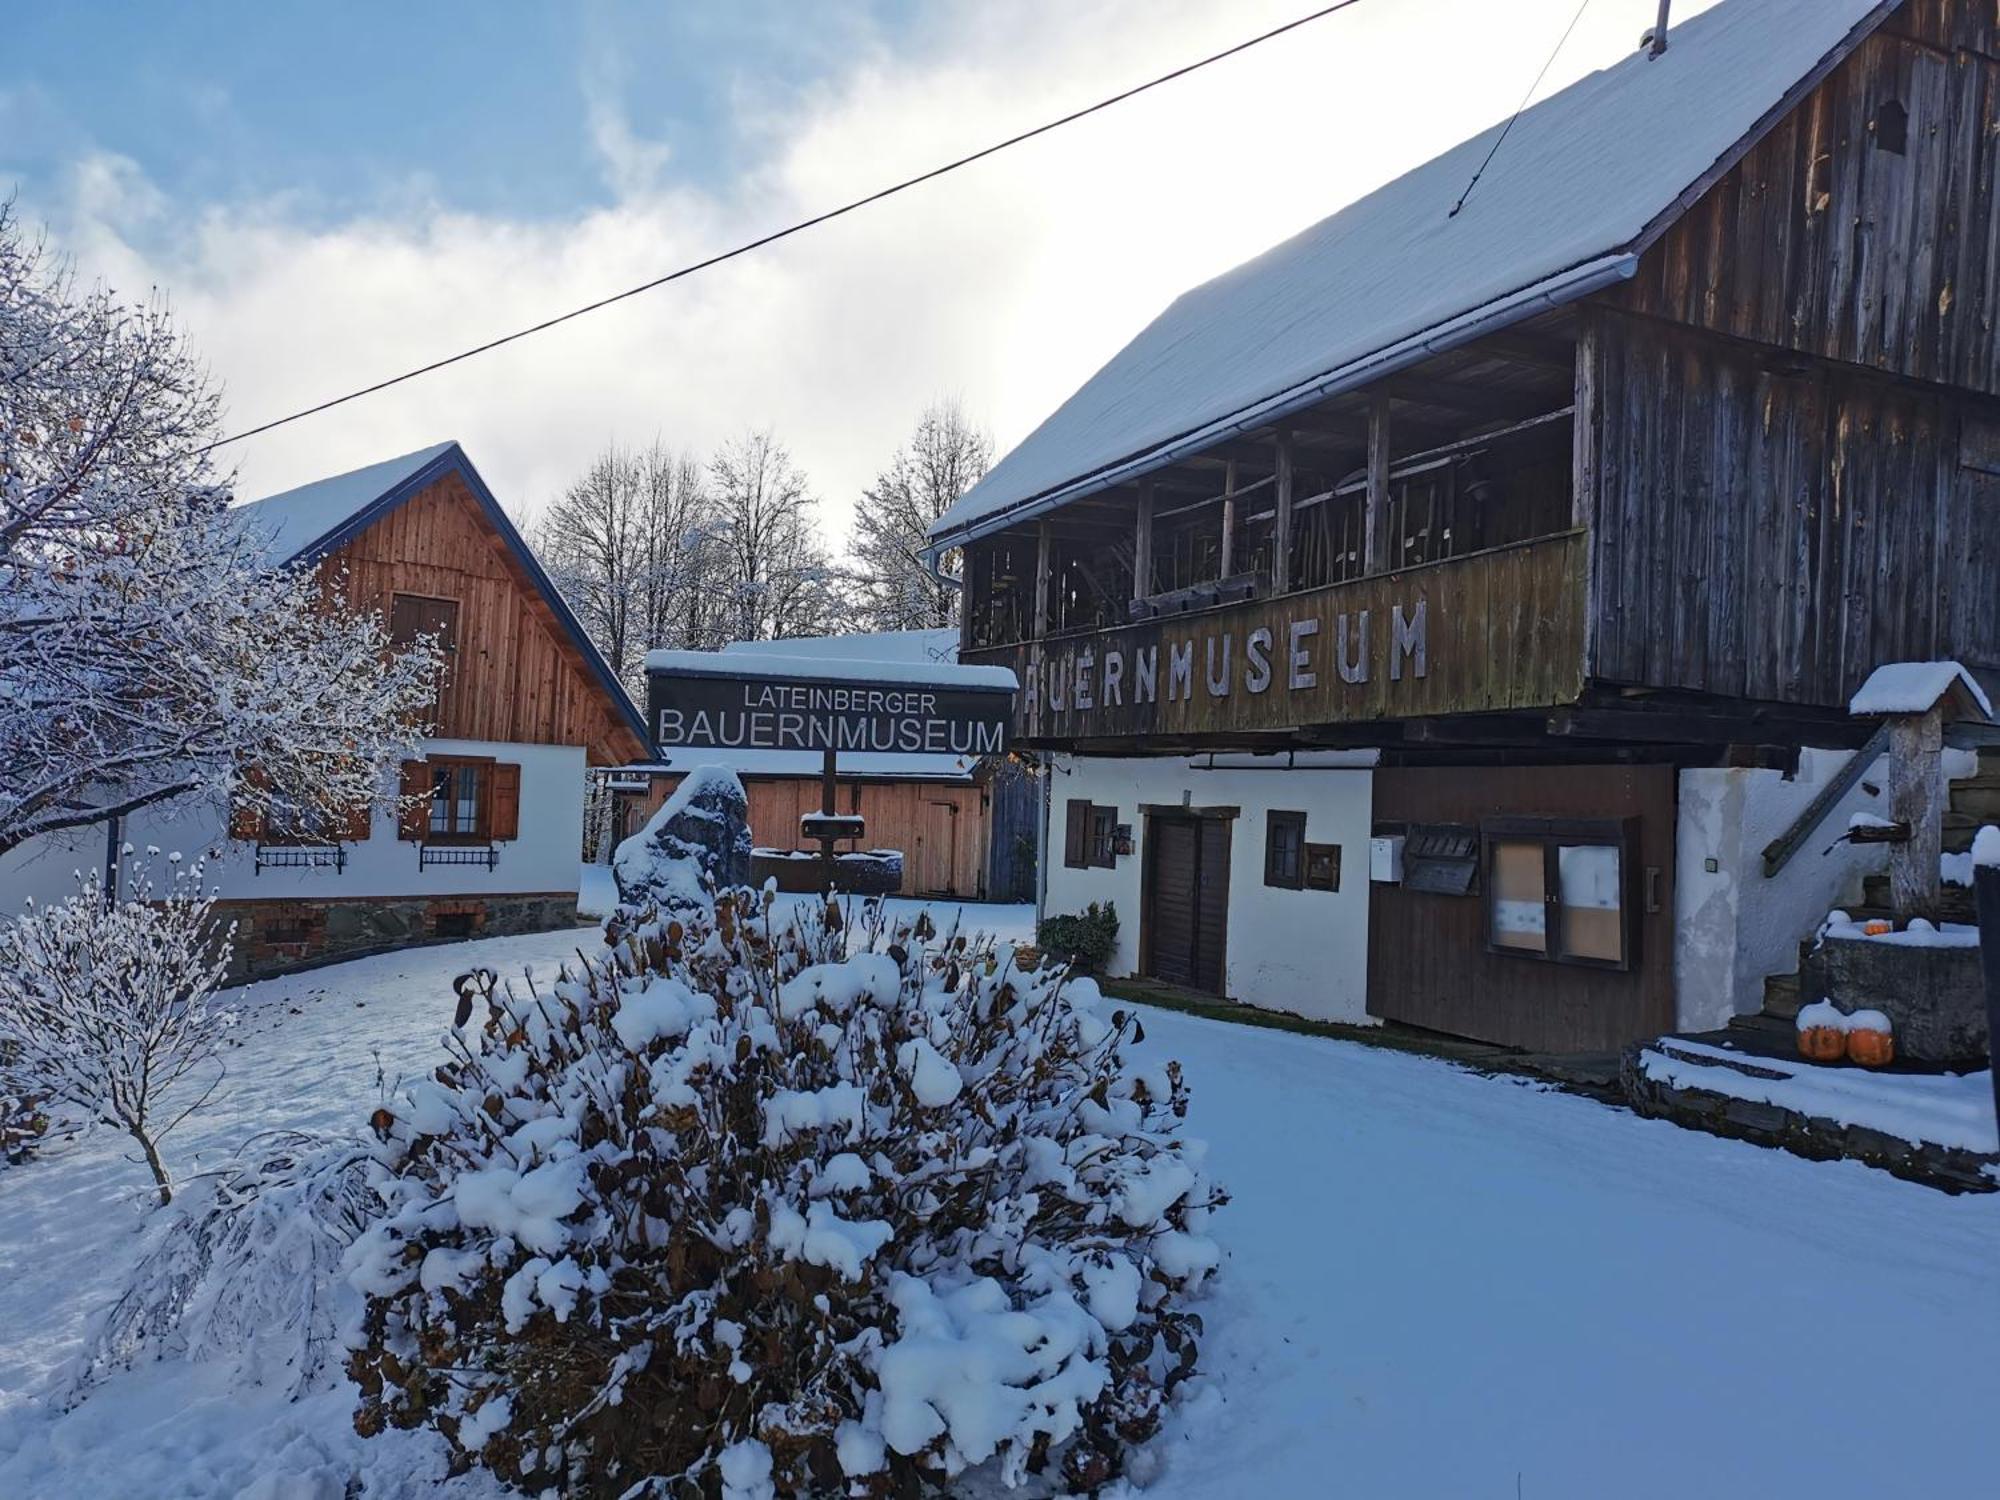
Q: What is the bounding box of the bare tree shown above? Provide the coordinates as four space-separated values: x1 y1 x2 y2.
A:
0 204 440 858
0 858 235 1205
849 401 992 633
708 430 849 641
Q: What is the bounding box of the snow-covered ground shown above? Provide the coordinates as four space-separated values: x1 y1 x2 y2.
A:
4 920 1998 1497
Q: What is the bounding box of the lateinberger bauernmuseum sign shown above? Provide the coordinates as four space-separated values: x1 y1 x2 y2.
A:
643 650 1016 757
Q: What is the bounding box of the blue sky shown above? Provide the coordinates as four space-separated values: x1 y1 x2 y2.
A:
4 1 918 225
2 0 1718 527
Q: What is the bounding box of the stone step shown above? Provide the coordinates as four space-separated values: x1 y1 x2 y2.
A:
1728 1010 1799 1044
1762 970 1803 1020
1948 783 2000 821
1862 873 1976 923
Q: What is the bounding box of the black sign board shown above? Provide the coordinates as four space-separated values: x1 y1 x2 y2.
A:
646 663 1013 757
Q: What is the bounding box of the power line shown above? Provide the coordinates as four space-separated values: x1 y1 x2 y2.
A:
207 0 1368 452
1447 0 1592 219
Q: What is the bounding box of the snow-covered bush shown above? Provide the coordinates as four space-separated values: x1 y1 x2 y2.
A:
347 888 1223 1496
0 859 235 1204
64 1130 380 1402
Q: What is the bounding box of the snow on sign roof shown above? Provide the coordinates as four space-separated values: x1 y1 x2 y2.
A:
928 0 1888 548
1849 662 1994 721
645 648 1016 691
722 628 960 667
229 441 457 564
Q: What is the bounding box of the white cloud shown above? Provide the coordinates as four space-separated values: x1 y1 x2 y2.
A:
29 0 1716 544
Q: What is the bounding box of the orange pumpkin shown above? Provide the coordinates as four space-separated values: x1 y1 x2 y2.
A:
1846 1028 1895 1067
1797 1026 1848 1063
1861 919 1893 936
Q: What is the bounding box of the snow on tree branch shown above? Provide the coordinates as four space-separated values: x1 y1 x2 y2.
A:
0 857 237 1206
0 203 440 857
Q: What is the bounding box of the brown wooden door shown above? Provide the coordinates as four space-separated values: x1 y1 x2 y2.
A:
918 800 958 896
1144 815 1230 993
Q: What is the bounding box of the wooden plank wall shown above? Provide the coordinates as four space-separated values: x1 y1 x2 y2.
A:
1368 764 1676 1054
1588 312 2000 706
637 775 990 899
1611 10 2000 398
325 474 643 765
967 531 1588 745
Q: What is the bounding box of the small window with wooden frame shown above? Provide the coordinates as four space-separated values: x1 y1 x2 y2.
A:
229 767 371 849
399 757 522 845
1482 816 1637 971
389 593 460 709
1064 798 1118 869
1264 810 1307 889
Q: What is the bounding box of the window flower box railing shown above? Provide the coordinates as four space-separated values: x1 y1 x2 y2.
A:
419 843 500 871
254 843 348 874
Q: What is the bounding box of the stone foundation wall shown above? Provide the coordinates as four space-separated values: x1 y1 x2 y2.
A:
214 892 585 983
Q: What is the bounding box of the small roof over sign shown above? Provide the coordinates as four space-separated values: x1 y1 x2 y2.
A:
1848 661 1994 722
644 648 1016 692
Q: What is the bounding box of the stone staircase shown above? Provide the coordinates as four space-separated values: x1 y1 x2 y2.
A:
1743 748 1999 1038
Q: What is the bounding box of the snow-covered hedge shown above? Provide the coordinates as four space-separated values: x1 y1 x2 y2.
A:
346 888 1223 1496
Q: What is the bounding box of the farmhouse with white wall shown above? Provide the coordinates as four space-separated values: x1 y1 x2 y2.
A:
0 441 649 978
935 0 2000 1053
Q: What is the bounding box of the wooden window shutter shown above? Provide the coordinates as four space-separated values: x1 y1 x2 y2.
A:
343 800 374 843
228 766 268 842
1064 798 1089 869
490 763 522 841
397 760 430 840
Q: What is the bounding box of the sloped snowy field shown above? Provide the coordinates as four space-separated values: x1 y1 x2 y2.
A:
3 911 1997 1498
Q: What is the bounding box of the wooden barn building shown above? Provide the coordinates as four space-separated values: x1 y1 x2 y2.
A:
928 0 2000 1053
620 630 1040 902
0 441 649 978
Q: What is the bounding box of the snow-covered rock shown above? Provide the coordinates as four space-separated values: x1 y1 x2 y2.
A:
610 766 753 911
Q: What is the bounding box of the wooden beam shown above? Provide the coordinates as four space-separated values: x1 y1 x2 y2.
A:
1571 312 1597 529
1219 460 1238 580
1032 520 1051 641
1887 707 1945 921
1364 394 1391 574
1132 483 1153 603
1272 429 1294 593
1762 721 1891 877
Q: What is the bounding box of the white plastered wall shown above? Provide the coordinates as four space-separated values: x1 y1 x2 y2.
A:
1041 751 1375 1024
1670 745 1947 1030
0 738 586 915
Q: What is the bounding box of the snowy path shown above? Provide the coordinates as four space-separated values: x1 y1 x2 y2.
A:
2 917 1996 1497
1133 1007 2000 1500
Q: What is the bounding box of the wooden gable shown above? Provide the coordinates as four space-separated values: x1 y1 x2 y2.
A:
321 470 646 766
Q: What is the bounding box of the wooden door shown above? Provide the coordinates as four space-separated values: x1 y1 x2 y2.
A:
918 800 959 896
1144 815 1231 993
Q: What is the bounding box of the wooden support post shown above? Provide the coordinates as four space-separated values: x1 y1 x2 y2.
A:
1571 314 1598 529
1133 483 1154 604
1033 519 1052 640
1272 429 1294 594
1365 392 1392 574
1219 460 1238 579
819 747 839 896
1887 706 1944 922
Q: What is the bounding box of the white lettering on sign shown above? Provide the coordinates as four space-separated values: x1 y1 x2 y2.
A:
1028 597 1432 723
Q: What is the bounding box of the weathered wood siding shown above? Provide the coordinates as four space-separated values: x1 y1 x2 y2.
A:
636 774 990 898
965 531 1587 745
1368 764 1676 1054
325 473 644 765
1587 312 2000 706
1612 8 2000 396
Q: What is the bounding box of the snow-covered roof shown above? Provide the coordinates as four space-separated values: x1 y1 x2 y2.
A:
230 441 648 750
928 0 1887 547
722 628 960 667
646 648 1016 691
231 442 458 564
1849 662 1994 721
631 747 978 783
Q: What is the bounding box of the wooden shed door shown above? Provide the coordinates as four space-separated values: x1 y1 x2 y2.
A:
918 800 958 896
1144 815 1230 993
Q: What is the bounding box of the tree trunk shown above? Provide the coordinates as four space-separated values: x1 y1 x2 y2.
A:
133 1125 173 1206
